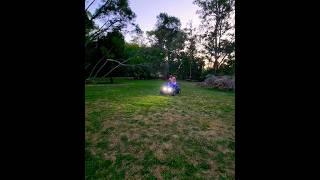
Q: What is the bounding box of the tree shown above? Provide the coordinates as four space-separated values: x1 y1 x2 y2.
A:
130 31 147 47
85 0 140 45
147 13 186 77
123 43 164 79
85 0 140 81
86 30 126 79
184 22 198 79
217 41 235 75
194 0 235 74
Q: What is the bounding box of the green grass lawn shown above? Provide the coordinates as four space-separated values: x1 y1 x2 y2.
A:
85 79 235 179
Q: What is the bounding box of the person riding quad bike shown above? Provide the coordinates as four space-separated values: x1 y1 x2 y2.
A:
160 76 180 96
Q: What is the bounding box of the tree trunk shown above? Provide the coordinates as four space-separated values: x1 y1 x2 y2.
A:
163 51 169 77
167 51 170 74
189 59 192 79
110 76 113 84
213 60 219 75
165 61 169 78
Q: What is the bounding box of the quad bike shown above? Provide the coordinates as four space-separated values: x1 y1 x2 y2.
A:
160 82 180 96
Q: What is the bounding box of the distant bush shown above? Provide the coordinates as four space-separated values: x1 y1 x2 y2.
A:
198 75 235 90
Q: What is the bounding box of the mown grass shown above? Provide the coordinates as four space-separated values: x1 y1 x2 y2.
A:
85 78 235 179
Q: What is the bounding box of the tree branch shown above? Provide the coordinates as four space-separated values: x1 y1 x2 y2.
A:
218 53 229 68
85 63 91 70
88 19 122 42
89 57 151 79
87 21 108 41
88 55 107 79
90 0 111 20
102 59 130 78
105 59 131 66
93 58 109 79
85 0 96 11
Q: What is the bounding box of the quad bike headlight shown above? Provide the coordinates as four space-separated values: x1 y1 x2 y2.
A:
162 86 172 93
162 86 167 92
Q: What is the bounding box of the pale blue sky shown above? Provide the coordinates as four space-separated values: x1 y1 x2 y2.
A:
86 0 201 42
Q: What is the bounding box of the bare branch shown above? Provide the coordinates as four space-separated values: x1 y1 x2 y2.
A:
93 58 109 79
90 0 112 20
85 0 96 11
100 58 152 78
105 59 131 66
218 53 229 68
102 59 130 78
89 57 151 79
87 19 122 42
85 63 91 70
88 55 107 79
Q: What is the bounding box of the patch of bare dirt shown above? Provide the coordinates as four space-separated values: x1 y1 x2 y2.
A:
152 166 165 180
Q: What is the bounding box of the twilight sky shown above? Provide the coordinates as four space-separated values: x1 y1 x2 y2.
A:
86 0 202 42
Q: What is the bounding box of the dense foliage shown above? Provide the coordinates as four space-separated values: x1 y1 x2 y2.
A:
85 0 235 81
